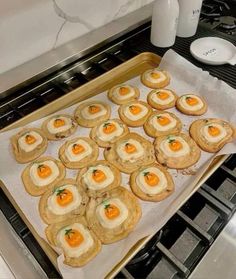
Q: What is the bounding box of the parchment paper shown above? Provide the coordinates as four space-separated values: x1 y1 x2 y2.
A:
0 50 235 279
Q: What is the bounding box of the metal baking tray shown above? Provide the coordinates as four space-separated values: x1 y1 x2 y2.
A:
0 52 228 278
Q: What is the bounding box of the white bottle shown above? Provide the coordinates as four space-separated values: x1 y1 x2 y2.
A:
177 0 203 38
151 0 179 48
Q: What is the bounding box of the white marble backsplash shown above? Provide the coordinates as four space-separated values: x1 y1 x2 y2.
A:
0 0 153 74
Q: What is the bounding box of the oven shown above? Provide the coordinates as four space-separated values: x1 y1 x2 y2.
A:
0 1 236 278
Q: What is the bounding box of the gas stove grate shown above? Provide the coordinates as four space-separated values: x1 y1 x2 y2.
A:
1 24 236 130
118 180 233 279
125 25 236 88
117 156 236 279
0 45 138 129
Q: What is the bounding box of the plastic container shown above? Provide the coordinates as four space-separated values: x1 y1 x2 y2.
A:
177 0 203 38
150 0 179 48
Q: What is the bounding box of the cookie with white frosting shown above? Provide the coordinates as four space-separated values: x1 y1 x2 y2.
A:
77 160 121 198
104 132 155 174
39 178 89 224
11 128 48 163
130 163 174 202
22 156 66 196
154 133 201 169
144 111 182 138
41 114 77 141
86 187 141 244
176 94 207 116
190 118 235 153
59 137 99 169
45 216 101 267
141 69 170 89
90 118 129 148
147 89 178 110
108 84 140 105
74 101 110 128
118 100 152 127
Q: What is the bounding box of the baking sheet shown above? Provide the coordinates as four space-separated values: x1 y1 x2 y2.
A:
0 49 235 279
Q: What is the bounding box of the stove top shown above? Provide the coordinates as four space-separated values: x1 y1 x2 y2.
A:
201 0 236 36
121 160 236 279
0 2 236 278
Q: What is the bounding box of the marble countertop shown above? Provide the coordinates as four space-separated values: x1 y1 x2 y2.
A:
0 1 153 95
0 0 153 74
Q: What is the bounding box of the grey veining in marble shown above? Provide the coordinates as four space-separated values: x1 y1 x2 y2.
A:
52 0 94 48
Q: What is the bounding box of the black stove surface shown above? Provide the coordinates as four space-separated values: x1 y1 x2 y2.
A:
0 13 236 279
1 24 236 130
201 0 236 36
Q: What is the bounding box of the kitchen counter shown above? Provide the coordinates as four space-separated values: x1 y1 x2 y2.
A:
190 212 236 279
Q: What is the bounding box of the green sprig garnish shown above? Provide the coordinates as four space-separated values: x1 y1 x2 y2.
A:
56 188 66 196
65 228 74 238
167 135 175 143
103 122 111 128
102 199 110 208
104 204 111 210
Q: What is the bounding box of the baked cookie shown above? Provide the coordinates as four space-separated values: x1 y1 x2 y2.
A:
41 114 77 141
176 94 207 116
141 69 170 89
59 137 99 169
90 119 129 148
74 101 111 128
190 118 235 153
86 187 141 244
77 160 121 198
22 156 66 196
144 111 182 138
104 132 155 174
39 178 89 224
108 84 140 105
154 133 201 169
130 163 174 202
147 89 178 110
118 101 152 127
11 128 48 163
45 216 101 267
